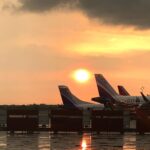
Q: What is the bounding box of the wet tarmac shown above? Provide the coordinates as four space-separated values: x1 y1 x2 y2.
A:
0 132 149 150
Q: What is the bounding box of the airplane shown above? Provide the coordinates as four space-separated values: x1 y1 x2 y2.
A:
118 85 130 96
58 85 104 110
139 92 150 109
141 92 150 103
92 74 146 107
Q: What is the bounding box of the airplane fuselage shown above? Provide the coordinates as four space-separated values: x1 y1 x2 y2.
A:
74 103 104 110
114 95 146 105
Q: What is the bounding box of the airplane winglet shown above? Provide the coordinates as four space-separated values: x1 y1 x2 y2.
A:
140 92 150 103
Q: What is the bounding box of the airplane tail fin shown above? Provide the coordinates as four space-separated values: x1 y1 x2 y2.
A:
58 85 86 109
118 85 130 96
94 74 118 101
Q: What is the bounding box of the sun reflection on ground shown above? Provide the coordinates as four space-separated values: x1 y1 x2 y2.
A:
81 133 92 150
81 139 87 150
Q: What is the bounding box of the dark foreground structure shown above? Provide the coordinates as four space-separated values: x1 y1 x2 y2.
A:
50 108 150 134
91 110 123 133
7 108 39 133
50 109 124 133
51 109 83 132
0 107 150 134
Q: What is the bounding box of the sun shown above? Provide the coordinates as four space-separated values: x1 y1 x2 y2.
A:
72 69 91 83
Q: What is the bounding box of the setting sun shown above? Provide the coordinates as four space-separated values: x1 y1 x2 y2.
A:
72 69 91 83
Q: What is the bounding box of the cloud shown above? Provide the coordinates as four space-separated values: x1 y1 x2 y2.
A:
78 0 150 29
15 0 150 29
18 0 74 12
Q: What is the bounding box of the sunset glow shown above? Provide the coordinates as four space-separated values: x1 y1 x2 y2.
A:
0 1 150 104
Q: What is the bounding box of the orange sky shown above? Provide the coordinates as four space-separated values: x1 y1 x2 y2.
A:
1 1 150 104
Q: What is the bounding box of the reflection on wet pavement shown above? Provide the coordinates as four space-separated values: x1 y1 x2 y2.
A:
0 132 149 150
